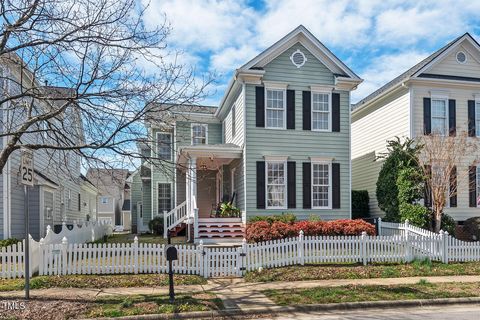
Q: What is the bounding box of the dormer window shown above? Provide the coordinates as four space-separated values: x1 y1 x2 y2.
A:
191 124 208 145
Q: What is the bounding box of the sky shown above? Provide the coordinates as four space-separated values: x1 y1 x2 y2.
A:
140 0 480 105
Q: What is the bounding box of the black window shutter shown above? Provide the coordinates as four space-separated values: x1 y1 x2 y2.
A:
448 99 456 136
302 91 311 130
332 93 340 132
450 166 457 208
286 90 295 129
332 163 340 209
302 162 311 209
469 166 477 207
468 100 476 137
423 98 431 135
255 86 265 128
287 161 296 208
424 165 432 208
256 161 266 209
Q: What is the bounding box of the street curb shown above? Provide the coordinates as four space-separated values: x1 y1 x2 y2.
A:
82 296 480 319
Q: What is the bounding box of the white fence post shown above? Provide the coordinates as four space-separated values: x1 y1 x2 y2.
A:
38 238 45 276
61 237 68 275
133 236 139 274
298 230 305 266
377 217 382 236
240 238 247 275
405 221 412 263
197 240 204 277
361 231 367 266
443 231 449 264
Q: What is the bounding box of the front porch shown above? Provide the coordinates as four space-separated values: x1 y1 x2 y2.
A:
164 144 244 243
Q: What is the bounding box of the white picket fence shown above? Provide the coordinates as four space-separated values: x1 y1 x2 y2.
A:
2 220 479 279
0 221 112 279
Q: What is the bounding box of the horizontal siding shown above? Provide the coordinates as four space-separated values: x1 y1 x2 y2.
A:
224 87 245 147
352 152 383 217
352 88 410 159
412 84 480 221
245 42 351 220
428 42 480 78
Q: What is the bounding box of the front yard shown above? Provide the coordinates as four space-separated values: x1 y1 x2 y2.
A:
0 274 205 291
245 260 480 282
264 281 480 305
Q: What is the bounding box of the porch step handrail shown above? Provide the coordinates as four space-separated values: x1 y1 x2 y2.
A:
163 200 188 238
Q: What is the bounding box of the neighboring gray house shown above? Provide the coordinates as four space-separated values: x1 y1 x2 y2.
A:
87 168 130 227
132 25 362 242
80 174 98 222
0 58 86 240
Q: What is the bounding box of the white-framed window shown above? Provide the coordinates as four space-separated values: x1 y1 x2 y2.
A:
312 92 331 131
265 89 286 129
475 101 480 137
191 124 208 145
431 98 448 135
231 104 236 138
158 183 172 215
101 196 109 204
266 161 287 209
312 162 332 209
156 132 172 160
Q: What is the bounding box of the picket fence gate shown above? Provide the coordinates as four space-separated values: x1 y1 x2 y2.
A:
2 220 480 279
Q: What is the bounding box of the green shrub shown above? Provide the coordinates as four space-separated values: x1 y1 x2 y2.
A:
248 213 297 224
441 213 456 235
397 167 424 204
399 203 430 229
148 217 164 235
219 202 241 218
0 238 20 248
376 137 422 222
352 190 369 219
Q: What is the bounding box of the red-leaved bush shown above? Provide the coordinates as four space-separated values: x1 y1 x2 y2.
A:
246 219 375 243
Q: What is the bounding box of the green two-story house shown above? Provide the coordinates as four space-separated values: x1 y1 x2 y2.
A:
131 25 362 243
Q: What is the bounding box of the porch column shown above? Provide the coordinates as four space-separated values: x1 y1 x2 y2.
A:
190 157 198 240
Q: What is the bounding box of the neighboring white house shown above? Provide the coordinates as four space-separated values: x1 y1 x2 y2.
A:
352 32 480 222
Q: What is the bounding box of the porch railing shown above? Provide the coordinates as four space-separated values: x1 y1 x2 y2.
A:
163 200 188 238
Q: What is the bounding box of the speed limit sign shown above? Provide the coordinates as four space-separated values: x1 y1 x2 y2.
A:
20 148 34 186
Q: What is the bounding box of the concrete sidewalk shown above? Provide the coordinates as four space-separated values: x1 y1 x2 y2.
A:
1 275 479 310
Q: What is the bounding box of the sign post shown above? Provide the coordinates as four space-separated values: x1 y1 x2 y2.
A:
20 148 34 300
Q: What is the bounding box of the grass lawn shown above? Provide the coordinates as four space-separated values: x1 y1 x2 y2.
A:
84 292 223 318
245 259 480 282
95 233 187 245
264 281 480 305
0 273 206 291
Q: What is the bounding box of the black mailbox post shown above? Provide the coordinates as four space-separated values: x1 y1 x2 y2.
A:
164 244 178 303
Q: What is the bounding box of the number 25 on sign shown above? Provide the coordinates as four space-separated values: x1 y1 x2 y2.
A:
20 148 34 186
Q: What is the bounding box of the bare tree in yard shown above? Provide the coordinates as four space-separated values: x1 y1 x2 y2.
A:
417 132 478 232
0 0 210 174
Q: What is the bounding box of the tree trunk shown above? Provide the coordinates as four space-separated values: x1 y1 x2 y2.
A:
433 208 442 233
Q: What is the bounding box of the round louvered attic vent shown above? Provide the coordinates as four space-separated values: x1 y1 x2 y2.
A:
290 49 307 68
456 51 467 64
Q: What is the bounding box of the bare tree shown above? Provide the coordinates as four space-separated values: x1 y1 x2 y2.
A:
417 131 478 232
0 0 211 175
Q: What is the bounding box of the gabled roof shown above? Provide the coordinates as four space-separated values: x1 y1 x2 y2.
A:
353 33 480 111
240 25 361 79
217 25 362 117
